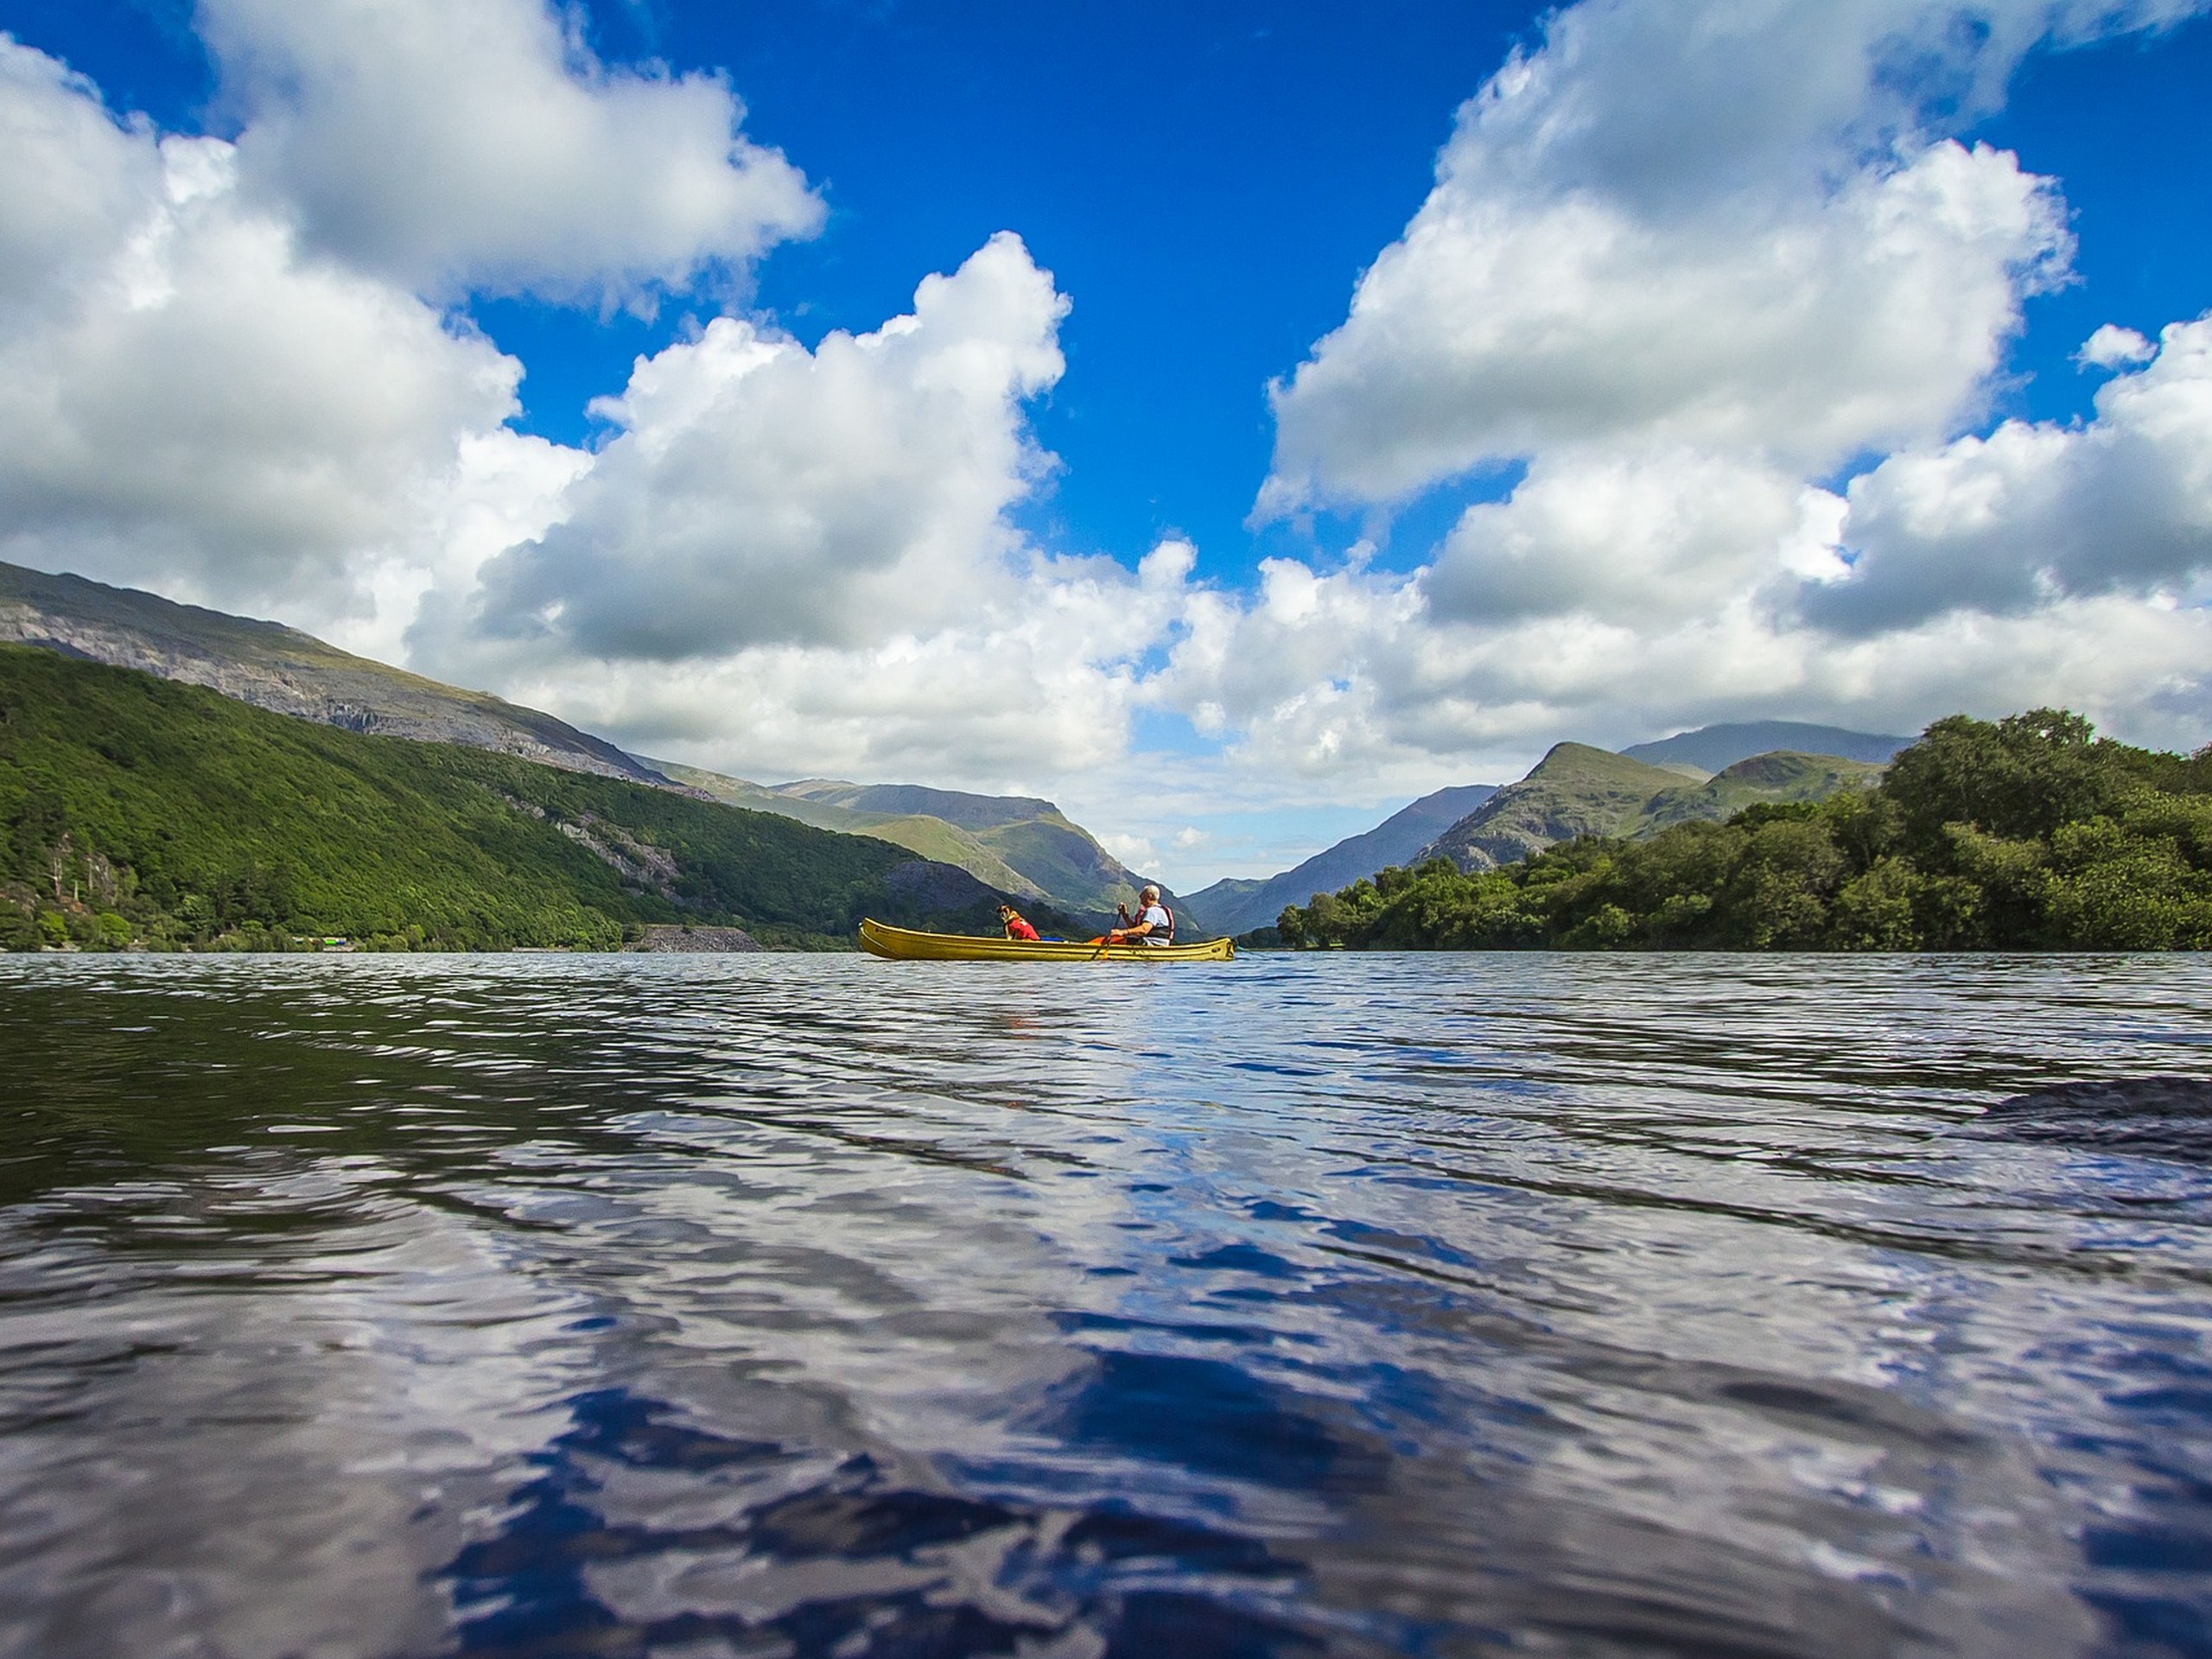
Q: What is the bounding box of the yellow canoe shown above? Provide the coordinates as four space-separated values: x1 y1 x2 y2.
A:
858 918 1235 963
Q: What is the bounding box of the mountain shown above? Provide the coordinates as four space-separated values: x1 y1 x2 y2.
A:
0 645 1046 952
1421 745 1885 872
649 764 1184 928
1635 751 1891 832
772 781 1053 830
651 762 1051 903
1421 745 1687 871
1622 721 1910 772
0 560 668 785
1186 783 1499 938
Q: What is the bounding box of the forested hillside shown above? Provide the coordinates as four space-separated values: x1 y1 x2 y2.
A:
1278 711 2212 951
0 646 1034 951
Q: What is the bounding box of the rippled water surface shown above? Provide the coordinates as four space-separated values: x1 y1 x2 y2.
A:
4 952 2212 1658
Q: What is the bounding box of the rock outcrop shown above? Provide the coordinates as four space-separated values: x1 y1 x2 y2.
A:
622 925 766 953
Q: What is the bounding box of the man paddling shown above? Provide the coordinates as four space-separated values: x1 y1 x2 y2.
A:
1107 886 1173 946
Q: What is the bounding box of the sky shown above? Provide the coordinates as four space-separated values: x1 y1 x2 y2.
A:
2 0 2209 889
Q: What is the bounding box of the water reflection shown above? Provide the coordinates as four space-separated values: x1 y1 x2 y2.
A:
1 953 2209 1656
446 1384 1318 1658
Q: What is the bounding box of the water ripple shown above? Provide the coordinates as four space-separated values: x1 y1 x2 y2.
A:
2 951 2209 1656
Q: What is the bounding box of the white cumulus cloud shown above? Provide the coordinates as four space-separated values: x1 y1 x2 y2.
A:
435 538 1203 790
0 37 524 623
2078 323 2157 368
203 0 822 302
1811 315 2212 631
442 232 1070 664
1426 449 1846 626
1255 0 2130 515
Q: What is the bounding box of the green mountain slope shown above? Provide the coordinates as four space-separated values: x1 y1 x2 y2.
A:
784 779 1179 918
0 646 1030 952
1422 744 1882 873
969 815 1154 919
1 564 1184 930
1634 752 1887 832
773 781 1056 831
0 559 666 784
1423 745 1690 871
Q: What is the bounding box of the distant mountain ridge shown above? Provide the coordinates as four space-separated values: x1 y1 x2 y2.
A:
1622 721 1910 772
1186 784 1498 938
1421 745 1886 872
652 761 1185 928
0 560 668 785
774 780 1058 831
1421 745 1688 870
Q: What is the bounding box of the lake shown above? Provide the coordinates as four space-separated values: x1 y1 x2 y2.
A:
2 951 2209 1657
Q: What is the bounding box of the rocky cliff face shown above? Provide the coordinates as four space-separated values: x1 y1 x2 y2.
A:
0 561 668 785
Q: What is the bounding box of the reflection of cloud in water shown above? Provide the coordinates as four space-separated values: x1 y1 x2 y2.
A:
445 1385 1319 1657
0 1182 576 1657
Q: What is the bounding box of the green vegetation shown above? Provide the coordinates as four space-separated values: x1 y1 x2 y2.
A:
1277 711 2212 951
0 645 1022 952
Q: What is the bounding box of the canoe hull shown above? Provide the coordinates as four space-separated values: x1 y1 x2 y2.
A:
858 918 1234 963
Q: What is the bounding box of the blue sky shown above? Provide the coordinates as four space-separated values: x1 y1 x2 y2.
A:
3 0 2210 887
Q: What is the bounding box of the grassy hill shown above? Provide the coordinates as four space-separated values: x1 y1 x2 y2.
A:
0 559 667 784
774 781 1055 830
0 646 1036 952
1636 752 1888 832
1420 744 1884 874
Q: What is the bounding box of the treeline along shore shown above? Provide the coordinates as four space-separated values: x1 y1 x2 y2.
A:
1275 711 2212 952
